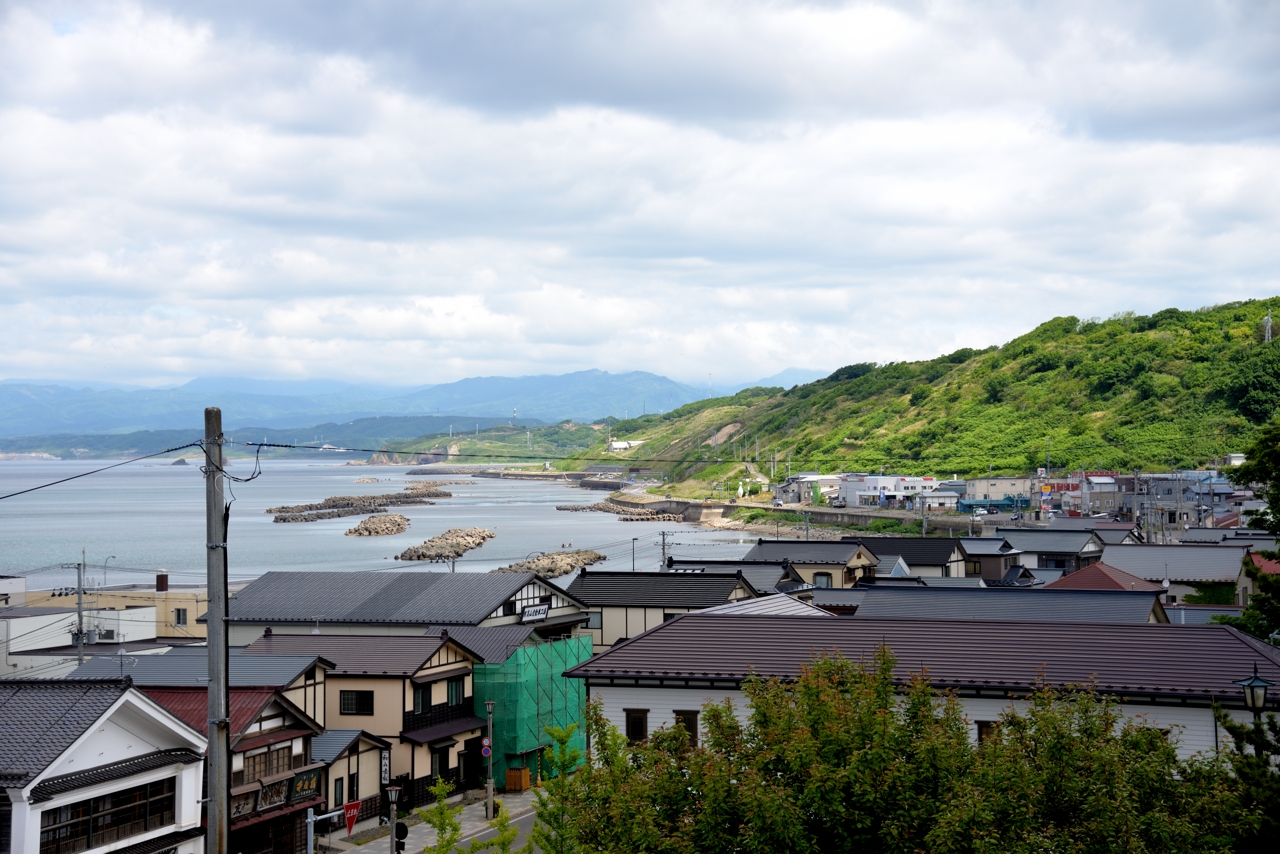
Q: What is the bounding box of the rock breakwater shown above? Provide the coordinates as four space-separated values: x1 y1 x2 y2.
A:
398 528 495 561
490 550 606 579
346 514 409 536
556 502 682 521
266 492 434 523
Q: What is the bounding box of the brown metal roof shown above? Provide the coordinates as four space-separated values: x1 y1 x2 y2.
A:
241 633 457 675
1044 562 1164 592
566 614 1280 708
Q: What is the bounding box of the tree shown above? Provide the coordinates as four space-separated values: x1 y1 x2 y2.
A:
416 776 464 854
1216 708 1280 854
1218 418 1280 640
468 799 520 854
524 723 582 854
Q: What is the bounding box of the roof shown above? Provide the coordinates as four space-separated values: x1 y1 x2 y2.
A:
1249 552 1280 575
30 748 204 803
70 648 327 687
851 586 1164 623
310 729 390 764
0 678 130 789
1167 605 1245 626
663 561 800 595
1044 562 1164 593
422 625 536 664
957 538 1020 557
1181 529 1230 544
566 614 1280 709
242 634 451 675
0 605 79 618
741 540 863 565
857 537 962 567
141 686 285 743
402 716 488 746
1102 544 1249 583
808 589 868 608
997 529 1104 555
698 595 833 617
567 571 750 608
226 571 572 626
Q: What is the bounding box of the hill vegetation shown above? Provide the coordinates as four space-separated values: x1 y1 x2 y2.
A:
565 298 1280 479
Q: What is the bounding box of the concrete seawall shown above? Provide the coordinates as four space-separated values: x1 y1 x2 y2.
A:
607 494 977 534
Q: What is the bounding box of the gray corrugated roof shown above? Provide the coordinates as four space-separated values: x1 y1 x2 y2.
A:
226 571 542 626
0 678 130 789
567 571 749 608
958 538 1019 557
241 635 447 675
741 540 861 565
566 615 1280 709
69 648 323 687
808 589 868 607
310 729 389 763
422 625 536 664
1167 605 1244 626
858 538 963 567
852 586 1162 623
663 563 796 595
997 529 1104 554
1095 529 1134 545
1101 544 1249 583
699 595 833 617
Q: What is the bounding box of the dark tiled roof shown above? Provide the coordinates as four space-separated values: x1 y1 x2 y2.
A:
1095 529 1135 545
566 614 1280 707
567 571 749 608
957 538 1019 557
1045 563 1163 592
402 715 487 745
242 634 448 676
741 540 862 565
30 748 203 802
1102 544 1249 583
226 571 550 626
997 529 1104 554
0 678 130 789
663 562 798 595
852 586 1162 623
856 538 963 567
309 729 390 764
113 827 206 854
69 648 326 687
422 625 535 664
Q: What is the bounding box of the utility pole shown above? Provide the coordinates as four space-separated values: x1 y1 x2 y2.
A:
204 407 230 854
77 548 85 665
660 531 668 567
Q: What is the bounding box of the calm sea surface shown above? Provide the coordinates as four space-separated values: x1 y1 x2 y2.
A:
0 459 754 589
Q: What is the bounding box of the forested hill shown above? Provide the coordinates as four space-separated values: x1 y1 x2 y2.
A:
580 298 1280 478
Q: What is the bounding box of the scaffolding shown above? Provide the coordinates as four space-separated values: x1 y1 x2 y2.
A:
471 634 592 784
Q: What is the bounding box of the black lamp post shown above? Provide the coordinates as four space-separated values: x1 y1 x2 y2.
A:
1234 663 1274 722
385 785 401 854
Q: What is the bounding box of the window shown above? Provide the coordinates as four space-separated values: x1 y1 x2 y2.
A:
813 572 833 588
413 685 427 714
348 773 359 802
625 709 648 744
173 608 188 627
340 690 374 715
447 677 464 707
241 744 292 783
674 710 699 748
430 752 441 779
663 612 679 622
502 601 517 617
333 777 344 807
586 611 602 630
976 721 998 744
40 778 175 853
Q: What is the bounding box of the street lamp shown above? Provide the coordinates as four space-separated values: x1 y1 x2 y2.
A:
1234 663 1274 722
385 785 401 854
485 699 496 820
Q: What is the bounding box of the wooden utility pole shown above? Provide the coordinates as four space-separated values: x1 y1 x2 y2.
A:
204 408 230 854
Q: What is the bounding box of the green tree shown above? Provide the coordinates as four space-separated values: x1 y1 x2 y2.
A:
1215 708 1280 854
468 799 520 854
524 724 582 854
1218 418 1280 640
416 776 463 854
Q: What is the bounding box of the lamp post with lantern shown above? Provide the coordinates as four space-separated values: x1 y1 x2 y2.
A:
485 699 496 820
1235 663 1274 723
385 785 400 854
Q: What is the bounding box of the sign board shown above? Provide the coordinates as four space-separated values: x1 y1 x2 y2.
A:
345 801 361 836
381 749 390 785
290 768 321 802
229 792 257 819
1037 467 1046 476
258 780 289 811
520 603 550 624
481 737 491 747
1041 485 1052 494
482 747 491 757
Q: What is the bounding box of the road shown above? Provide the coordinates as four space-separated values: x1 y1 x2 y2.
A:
463 811 538 852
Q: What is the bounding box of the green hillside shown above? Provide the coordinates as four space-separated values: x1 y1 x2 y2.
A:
567 298 1280 479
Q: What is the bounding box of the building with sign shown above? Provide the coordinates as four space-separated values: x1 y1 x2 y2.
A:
0 677 207 854
310 729 392 836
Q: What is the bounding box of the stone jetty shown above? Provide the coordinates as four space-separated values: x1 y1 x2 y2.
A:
267 492 434 523
556 501 681 521
490 550 606 579
346 514 409 536
273 506 387 523
403 481 459 498
398 528 495 562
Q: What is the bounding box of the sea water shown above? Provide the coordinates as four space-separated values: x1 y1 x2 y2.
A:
0 459 754 589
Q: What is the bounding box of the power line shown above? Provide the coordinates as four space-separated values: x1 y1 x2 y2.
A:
0 442 203 501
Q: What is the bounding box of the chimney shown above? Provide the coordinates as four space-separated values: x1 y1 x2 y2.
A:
264 626 273 637
155 574 169 592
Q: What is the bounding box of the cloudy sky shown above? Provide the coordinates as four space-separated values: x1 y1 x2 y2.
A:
1 1 1278 387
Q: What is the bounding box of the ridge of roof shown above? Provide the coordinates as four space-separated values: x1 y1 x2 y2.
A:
1044 562 1164 592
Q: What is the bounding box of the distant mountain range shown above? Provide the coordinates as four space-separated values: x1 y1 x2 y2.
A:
0 368 827 439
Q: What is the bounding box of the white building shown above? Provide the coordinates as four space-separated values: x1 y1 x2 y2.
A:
839 475 949 509
0 678 207 853
1 605 160 678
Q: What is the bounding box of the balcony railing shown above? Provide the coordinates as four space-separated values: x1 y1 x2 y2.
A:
402 697 474 734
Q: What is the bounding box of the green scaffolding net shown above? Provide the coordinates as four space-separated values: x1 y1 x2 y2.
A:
472 634 592 784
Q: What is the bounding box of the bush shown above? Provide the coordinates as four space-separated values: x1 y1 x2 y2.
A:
909 384 933 406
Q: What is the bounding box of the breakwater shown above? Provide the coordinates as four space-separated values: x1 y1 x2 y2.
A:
346 514 409 536
398 527 495 561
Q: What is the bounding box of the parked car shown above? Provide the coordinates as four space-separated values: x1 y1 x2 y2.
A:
830 498 847 508
772 498 784 507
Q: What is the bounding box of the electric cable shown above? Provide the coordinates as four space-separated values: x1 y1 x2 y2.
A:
0 442 203 501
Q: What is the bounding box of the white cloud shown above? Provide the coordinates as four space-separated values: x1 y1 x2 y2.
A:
0 0 1278 388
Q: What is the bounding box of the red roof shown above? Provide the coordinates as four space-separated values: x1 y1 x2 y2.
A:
1044 562 1164 592
1249 552 1280 575
142 687 276 742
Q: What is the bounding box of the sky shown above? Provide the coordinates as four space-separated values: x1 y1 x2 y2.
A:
1 0 1278 387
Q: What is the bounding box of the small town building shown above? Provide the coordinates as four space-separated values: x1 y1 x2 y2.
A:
1043 562 1163 593
958 538 1024 581
663 559 807 594
1101 543 1251 605
740 539 878 587
0 677 207 854
0 604 169 678
309 729 393 836
565 614 1277 759
859 538 966 579
996 529 1106 572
